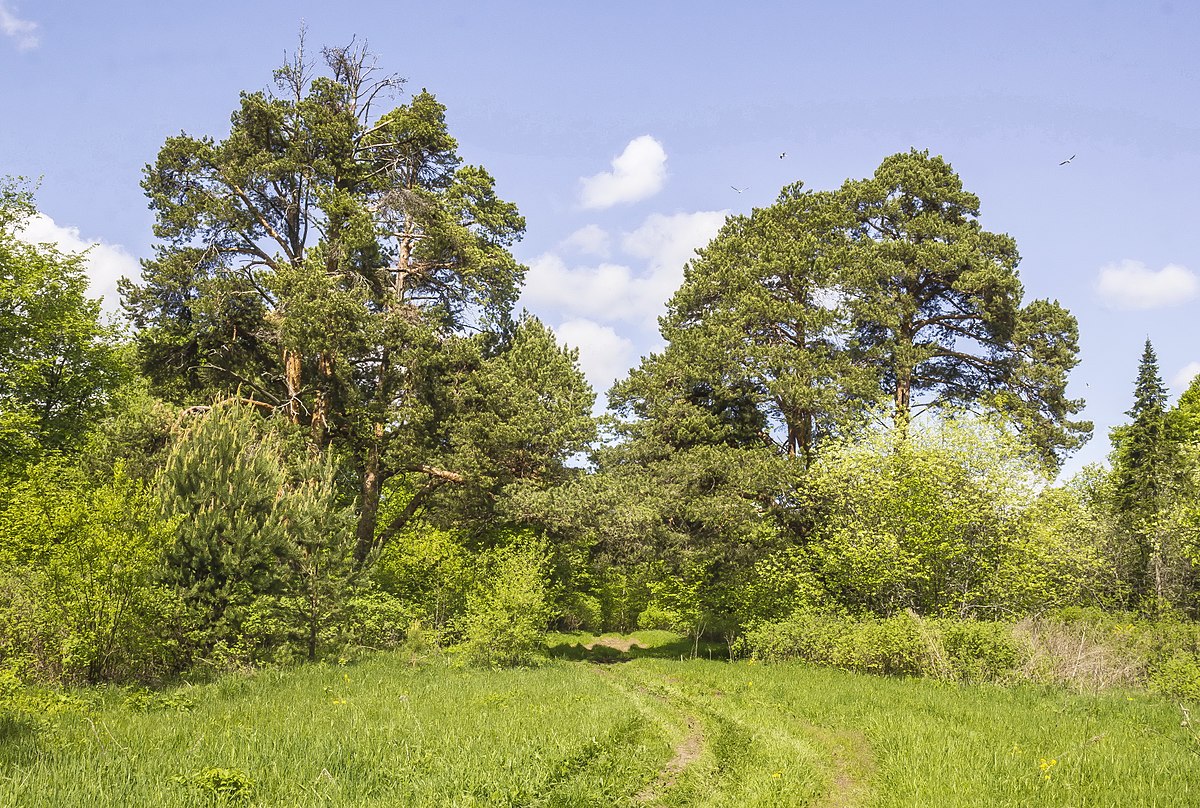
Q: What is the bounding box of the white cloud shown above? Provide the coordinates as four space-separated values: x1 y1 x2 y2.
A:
1173 362 1200 393
17 214 140 312
521 210 728 330
522 253 652 323
559 224 610 258
622 210 727 276
0 2 38 50
552 318 637 397
1096 260 1199 310
579 135 667 209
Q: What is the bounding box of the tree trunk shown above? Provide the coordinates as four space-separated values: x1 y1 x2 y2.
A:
283 348 303 424
894 364 912 437
354 427 384 564
311 352 333 447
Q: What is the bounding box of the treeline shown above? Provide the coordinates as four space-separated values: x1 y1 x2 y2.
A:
2 42 1199 684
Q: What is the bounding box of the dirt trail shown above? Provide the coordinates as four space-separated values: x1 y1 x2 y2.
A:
809 726 873 808
632 714 704 803
591 661 875 807
583 636 646 653
591 666 707 805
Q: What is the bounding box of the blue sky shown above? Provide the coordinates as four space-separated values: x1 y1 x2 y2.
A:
2 1 1197 477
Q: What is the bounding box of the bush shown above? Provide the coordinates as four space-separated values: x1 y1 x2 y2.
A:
938 620 1024 682
1149 653 1200 702
748 611 1026 683
560 592 604 632
371 519 473 631
836 613 931 677
637 604 684 632
0 462 186 683
344 590 416 650
459 543 550 668
745 609 851 664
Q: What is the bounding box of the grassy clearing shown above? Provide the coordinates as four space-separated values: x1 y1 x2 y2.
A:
614 659 1200 807
0 653 670 807
1 635 1198 806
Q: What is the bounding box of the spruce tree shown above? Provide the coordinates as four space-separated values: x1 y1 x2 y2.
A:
1111 339 1170 607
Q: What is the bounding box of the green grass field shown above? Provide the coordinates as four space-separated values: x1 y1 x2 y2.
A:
1 634 1197 806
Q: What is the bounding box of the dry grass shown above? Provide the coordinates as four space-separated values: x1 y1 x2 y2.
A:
1013 617 1146 692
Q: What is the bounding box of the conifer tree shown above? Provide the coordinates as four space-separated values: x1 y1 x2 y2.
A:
1111 339 1171 607
158 403 294 655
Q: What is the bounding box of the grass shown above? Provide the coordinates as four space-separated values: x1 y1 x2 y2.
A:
1 632 1198 806
0 654 670 806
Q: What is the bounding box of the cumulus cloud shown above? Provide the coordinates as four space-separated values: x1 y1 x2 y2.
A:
560 224 610 257
1096 260 1198 310
579 135 667 209
521 210 728 330
552 318 637 398
622 210 727 276
17 214 140 312
522 254 652 323
1173 362 1200 393
0 2 38 50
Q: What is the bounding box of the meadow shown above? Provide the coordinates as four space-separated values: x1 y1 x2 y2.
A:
1 633 1197 807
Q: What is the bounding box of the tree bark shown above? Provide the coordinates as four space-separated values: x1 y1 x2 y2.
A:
283 348 303 425
354 426 384 564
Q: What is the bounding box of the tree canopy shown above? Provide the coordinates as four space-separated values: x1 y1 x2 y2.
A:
122 41 592 556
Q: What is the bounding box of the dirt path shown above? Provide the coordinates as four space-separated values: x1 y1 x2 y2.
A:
632 714 704 803
582 636 646 653
809 726 873 808
590 660 874 807
590 666 707 805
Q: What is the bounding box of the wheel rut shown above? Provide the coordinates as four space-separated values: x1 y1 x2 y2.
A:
590 665 707 805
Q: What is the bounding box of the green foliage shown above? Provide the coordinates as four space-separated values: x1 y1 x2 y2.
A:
371 514 473 631
1110 339 1173 608
340 590 415 652
839 150 1090 465
173 767 256 804
1148 653 1200 702
636 604 684 632
459 541 550 668
0 178 128 480
747 610 1025 682
0 461 183 683
806 417 1056 616
939 620 1024 682
124 42 582 564
159 403 360 665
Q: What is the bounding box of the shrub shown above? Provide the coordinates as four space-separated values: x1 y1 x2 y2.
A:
0 461 186 683
745 609 851 664
560 592 604 632
836 613 931 677
459 543 550 668
637 604 683 632
938 620 1025 682
371 520 472 630
343 590 416 651
748 611 1026 683
1149 653 1200 702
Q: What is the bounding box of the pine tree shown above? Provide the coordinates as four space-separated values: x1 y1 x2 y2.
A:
158 403 295 656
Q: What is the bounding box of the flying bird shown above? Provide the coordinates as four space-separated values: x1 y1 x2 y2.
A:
731 185 749 193
1059 154 1076 166
779 152 786 159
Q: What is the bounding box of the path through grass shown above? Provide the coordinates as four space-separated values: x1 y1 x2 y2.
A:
1 638 1198 805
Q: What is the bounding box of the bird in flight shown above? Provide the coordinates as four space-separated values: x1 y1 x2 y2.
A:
779 152 786 159
1059 154 1076 165
731 185 749 193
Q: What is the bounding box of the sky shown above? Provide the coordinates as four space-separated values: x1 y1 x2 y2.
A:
1 0 1197 477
